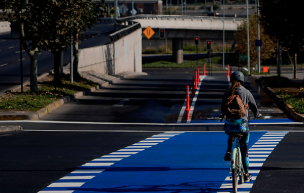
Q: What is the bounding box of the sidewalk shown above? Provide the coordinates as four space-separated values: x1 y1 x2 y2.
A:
0 69 147 123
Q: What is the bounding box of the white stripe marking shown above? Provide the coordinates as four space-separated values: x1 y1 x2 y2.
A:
61 176 94 180
102 155 130 158
0 63 8 67
250 158 266 161
249 155 269 157
249 148 274 150
48 182 84 187
118 149 144 151
71 169 104 173
93 158 123 161
83 162 114 166
252 145 277 147
110 152 138 154
126 146 152 148
38 191 74 193
133 143 158 145
248 151 271 154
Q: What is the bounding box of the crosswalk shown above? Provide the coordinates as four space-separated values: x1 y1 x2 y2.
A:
38 131 287 193
218 131 288 193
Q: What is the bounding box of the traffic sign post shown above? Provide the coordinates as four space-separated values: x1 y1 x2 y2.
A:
143 26 155 40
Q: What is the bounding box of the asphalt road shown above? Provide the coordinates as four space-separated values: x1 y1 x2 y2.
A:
0 22 114 94
0 70 303 193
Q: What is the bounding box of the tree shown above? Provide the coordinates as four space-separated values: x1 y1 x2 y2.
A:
260 0 303 79
234 13 276 70
2 0 104 92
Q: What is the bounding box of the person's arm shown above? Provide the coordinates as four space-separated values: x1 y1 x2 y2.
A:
247 91 260 118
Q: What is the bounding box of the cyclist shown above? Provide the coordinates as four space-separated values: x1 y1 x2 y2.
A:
220 71 262 182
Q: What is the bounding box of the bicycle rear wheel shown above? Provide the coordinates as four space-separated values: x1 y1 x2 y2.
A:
232 151 239 193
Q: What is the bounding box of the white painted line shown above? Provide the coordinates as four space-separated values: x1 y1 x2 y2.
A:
0 63 8 67
260 137 284 139
93 158 123 161
248 151 271 154
250 148 274 150
5 120 304 126
110 152 138 154
61 176 95 180
258 139 281 142
249 155 269 157
250 158 266 161
118 149 144 151
255 142 279 144
71 169 104 173
38 191 74 193
249 162 264 167
140 140 164 143
102 155 130 158
82 162 114 166
9 46 14 49
48 182 84 187
146 138 169 140
133 143 158 145
252 145 277 147
126 146 152 148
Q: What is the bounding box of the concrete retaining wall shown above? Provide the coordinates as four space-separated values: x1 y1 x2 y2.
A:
0 21 10 33
78 27 142 75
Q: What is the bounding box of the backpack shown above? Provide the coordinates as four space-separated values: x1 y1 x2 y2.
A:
225 94 248 119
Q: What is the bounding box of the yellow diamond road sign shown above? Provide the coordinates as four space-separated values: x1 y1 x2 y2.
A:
143 26 155 39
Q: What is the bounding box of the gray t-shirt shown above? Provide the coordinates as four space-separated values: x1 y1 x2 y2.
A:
221 85 259 120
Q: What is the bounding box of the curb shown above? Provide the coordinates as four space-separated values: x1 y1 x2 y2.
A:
255 78 304 122
0 72 147 121
0 125 23 133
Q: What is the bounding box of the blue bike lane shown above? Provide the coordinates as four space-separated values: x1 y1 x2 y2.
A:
38 131 288 193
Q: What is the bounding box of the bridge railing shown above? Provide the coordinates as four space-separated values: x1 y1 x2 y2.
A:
100 14 244 23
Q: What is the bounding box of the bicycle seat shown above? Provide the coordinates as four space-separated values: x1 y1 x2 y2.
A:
229 133 244 138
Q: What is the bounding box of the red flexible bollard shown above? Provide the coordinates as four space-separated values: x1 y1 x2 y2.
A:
186 86 190 112
195 70 199 85
203 64 206 76
192 76 195 97
197 67 200 81
227 64 230 77
194 73 198 89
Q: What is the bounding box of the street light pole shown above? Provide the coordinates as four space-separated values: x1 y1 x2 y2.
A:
246 0 250 75
257 0 261 73
223 0 225 70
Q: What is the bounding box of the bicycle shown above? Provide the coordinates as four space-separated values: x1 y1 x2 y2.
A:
229 133 245 193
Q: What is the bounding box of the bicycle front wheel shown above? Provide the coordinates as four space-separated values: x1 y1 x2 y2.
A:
232 151 239 193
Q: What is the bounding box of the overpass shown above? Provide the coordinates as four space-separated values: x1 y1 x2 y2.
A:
102 15 243 63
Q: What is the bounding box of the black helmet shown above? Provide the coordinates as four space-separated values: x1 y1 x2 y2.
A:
231 71 244 82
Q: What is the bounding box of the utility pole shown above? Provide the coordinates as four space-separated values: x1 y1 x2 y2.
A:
114 0 118 19
246 0 250 75
223 0 225 70
256 0 261 73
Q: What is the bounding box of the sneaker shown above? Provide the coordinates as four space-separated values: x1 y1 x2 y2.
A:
245 173 252 182
224 151 231 161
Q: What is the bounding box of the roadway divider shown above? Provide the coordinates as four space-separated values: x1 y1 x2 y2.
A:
203 64 206 76
227 64 230 77
177 67 206 123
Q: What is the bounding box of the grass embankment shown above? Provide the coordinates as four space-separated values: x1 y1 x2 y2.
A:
143 55 238 68
0 75 98 111
259 76 304 114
